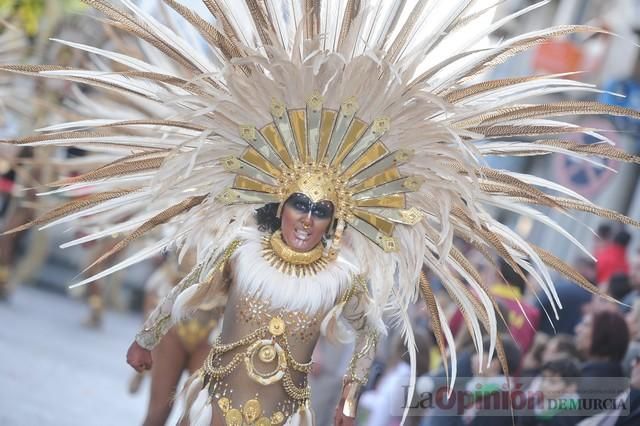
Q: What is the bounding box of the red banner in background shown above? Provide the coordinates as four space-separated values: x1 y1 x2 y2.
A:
533 40 584 74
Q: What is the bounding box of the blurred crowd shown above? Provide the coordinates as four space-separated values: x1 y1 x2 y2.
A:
306 223 640 426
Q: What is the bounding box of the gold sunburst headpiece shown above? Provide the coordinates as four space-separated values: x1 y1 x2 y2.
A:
215 93 425 253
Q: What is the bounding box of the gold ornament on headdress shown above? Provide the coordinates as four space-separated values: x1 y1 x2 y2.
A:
216 94 425 252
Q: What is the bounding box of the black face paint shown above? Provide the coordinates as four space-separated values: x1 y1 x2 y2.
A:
285 193 334 219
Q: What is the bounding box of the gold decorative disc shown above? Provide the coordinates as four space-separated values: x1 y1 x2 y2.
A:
258 345 276 363
243 399 262 423
225 408 243 426
244 339 287 385
256 417 271 426
268 317 286 336
218 397 231 414
271 411 285 424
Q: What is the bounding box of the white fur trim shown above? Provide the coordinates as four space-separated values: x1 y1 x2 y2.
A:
231 227 360 315
172 283 200 319
320 302 355 344
193 402 212 426
285 405 315 426
188 387 210 425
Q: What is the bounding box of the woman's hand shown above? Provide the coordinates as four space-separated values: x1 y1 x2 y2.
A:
126 340 152 372
334 403 356 426
334 384 357 426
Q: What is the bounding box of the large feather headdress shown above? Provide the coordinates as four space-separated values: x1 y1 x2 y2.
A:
2 0 640 394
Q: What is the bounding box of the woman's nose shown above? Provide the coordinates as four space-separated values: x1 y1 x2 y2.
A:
301 212 313 229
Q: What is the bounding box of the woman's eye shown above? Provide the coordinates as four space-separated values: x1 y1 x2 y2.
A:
294 201 309 212
313 206 331 218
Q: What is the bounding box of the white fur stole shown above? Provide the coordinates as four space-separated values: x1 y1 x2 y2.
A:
231 227 360 315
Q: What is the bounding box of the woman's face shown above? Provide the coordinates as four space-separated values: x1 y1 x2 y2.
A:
575 314 593 356
280 193 334 252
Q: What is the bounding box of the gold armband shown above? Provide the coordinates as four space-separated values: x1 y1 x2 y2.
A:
342 381 362 418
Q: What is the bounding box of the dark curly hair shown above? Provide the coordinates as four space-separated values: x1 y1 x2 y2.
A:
255 203 281 233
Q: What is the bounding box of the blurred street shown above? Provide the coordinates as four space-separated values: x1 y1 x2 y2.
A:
0 286 177 426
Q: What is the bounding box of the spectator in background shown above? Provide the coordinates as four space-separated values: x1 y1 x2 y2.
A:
460 335 522 426
625 299 640 345
521 334 551 391
615 350 640 426
450 259 540 355
621 254 640 307
622 299 640 376
420 304 511 426
518 358 582 426
542 334 582 364
575 310 629 374
525 334 582 396
593 223 613 257
607 274 632 304
575 310 629 417
538 257 594 336
358 330 431 426
576 345 640 426
522 334 551 377
491 259 541 354
596 230 631 285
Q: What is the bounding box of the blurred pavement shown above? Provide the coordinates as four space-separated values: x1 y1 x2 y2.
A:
0 286 180 426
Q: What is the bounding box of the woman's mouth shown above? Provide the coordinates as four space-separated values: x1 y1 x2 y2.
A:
294 228 311 241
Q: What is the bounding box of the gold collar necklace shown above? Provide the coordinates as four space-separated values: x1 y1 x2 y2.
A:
262 230 329 277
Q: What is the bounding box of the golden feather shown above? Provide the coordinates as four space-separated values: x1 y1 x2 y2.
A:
81 195 207 272
163 0 242 62
467 124 587 138
531 245 618 304
445 161 561 209
202 0 241 45
419 271 450 383
452 207 530 287
120 71 212 95
444 75 557 104
384 0 426 64
534 139 640 164
546 197 640 228
244 0 276 47
461 102 640 127
337 0 361 50
304 0 322 40
99 119 207 132
456 25 607 84
2 190 136 235
52 157 165 186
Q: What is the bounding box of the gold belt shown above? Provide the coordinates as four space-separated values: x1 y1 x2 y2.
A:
202 316 312 402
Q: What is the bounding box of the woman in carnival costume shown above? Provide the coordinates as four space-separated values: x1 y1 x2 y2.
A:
2 1 640 425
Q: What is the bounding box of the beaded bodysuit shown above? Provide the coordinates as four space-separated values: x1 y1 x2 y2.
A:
136 231 377 426
202 290 320 425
